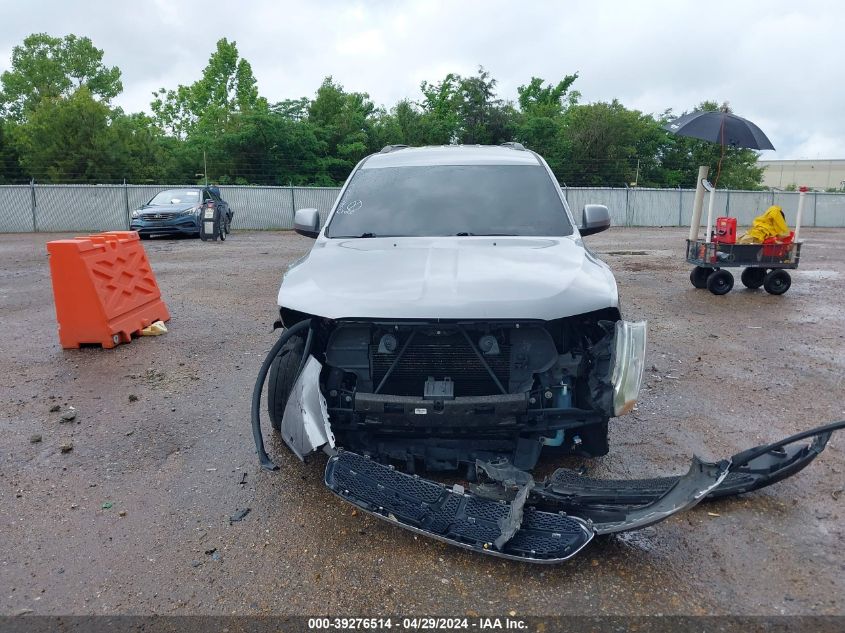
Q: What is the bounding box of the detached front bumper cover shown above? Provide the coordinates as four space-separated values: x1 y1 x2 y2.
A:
322 421 842 563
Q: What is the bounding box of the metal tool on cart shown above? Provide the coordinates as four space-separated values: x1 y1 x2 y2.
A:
686 181 805 295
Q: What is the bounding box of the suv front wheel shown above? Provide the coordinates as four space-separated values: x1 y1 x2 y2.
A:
267 335 305 431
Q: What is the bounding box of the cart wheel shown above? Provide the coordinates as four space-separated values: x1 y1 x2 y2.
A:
740 267 766 290
690 266 710 289
707 269 734 295
763 269 791 295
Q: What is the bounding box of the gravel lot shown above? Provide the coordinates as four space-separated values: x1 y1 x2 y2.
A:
1 228 843 617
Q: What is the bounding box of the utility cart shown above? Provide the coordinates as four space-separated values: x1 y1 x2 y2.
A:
687 239 801 295
686 180 806 296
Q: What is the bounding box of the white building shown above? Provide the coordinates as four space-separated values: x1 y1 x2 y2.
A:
759 159 845 191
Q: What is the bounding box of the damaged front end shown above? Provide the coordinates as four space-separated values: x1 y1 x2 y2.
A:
312 310 646 472
252 320 842 564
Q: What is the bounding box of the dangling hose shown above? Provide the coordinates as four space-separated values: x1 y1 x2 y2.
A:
251 318 312 471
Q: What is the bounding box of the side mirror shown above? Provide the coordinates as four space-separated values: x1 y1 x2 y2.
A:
294 208 320 239
580 204 611 236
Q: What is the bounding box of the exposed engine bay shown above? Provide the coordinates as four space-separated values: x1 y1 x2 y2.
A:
319 308 630 471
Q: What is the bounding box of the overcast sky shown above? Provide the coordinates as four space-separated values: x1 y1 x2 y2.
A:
1 0 842 159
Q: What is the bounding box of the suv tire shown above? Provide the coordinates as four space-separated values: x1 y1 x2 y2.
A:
267 334 305 432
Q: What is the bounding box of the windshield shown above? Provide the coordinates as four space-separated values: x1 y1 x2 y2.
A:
326 165 573 238
148 189 201 205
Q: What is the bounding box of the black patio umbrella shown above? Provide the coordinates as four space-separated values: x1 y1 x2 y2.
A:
664 110 775 150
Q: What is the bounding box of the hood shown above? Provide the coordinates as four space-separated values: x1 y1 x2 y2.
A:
138 203 198 215
278 236 617 320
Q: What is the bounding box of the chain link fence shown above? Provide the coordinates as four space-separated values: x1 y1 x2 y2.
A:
1 183 844 232
563 187 845 228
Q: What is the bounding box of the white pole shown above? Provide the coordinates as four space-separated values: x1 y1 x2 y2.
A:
688 165 709 241
704 182 717 244
794 186 807 242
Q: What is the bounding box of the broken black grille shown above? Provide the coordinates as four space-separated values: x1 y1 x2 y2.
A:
325 450 593 562
371 332 510 397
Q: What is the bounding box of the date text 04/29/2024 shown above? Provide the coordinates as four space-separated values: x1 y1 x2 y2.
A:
306 617 528 630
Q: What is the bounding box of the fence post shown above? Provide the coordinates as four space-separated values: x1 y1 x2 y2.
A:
123 179 130 229
726 189 731 215
30 178 37 233
625 185 630 227
290 187 296 229
813 191 818 228
677 186 683 227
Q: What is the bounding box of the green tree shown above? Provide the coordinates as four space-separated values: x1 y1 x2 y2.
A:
368 99 446 150
151 38 267 137
0 119 25 183
418 67 516 145
456 67 505 144
419 73 462 143
517 75 579 118
557 100 666 187
271 97 311 121
307 77 375 183
513 74 580 174
190 111 324 185
0 30 767 189
14 88 167 183
0 33 122 121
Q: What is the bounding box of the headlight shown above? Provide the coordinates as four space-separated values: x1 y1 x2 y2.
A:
131 210 141 219
609 320 647 416
181 208 198 216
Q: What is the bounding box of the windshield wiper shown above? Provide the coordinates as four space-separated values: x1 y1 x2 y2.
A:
455 232 518 237
332 232 381 238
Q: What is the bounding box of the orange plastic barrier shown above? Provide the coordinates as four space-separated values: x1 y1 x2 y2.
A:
46 231 170 349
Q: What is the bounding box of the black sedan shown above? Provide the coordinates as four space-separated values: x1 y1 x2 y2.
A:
130 186 233 239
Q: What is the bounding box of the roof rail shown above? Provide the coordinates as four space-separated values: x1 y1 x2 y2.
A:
380 144 409 154
500 142 526 151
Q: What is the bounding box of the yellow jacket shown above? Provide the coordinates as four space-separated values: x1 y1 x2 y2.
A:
738 206 790 244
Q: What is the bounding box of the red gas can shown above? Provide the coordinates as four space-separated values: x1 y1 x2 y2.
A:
714 217 737 244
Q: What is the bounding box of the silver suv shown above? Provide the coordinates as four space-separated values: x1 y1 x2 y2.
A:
270 144 646 473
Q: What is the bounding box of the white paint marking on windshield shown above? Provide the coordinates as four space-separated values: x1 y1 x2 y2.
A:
338 199 363 214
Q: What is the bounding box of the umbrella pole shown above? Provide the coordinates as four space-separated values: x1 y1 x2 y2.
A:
794 187 807 242
688 166 709 241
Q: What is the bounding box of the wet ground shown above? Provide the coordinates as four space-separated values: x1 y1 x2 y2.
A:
1 228 843 617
